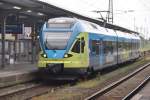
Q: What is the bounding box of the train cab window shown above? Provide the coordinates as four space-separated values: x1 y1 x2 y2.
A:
71 39 80 53
47 18 75 29
72 38 85 53
47 23 74 29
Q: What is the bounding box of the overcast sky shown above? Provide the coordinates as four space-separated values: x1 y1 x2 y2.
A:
39 0 150 39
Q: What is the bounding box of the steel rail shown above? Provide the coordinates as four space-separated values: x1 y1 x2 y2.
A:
122 76 150 100
0 76 78 99
85 62 150 100
0 82 42 97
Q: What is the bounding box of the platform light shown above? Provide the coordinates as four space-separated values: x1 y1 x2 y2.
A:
37 12 44 16
27 10 32 13
13 6 21 10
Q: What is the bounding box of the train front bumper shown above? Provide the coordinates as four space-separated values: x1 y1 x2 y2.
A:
38 60 88 69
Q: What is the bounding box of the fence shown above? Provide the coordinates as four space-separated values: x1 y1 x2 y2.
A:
0 39 40 65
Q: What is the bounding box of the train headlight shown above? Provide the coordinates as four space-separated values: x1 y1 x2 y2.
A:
42 54 47 58
64 54 68 58
64 53 73 58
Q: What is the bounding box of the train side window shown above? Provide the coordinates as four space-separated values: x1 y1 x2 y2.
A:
118 42 121 48
104 41 113 54
123 42 127 50
128 42 131 50
91 40 99 55
95 41 99 55
138 41 140 48
91 40 96 54
136 42 138 49
131 42 133 49
71 39 80 53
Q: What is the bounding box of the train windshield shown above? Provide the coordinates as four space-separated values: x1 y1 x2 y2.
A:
47 18 75 29
44 32 72 50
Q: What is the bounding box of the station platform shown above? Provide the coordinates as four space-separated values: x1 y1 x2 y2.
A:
0 64 38 88
131 81 150 100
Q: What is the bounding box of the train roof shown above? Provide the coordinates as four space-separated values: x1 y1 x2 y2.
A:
47 17 140 40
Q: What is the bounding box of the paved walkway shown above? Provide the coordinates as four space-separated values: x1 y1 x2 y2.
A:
0 63 37 72
0 63 38 88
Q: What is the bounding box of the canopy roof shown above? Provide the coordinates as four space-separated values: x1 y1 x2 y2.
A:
0 0 139 34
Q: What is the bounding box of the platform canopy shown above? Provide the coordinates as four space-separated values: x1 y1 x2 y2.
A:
0 0 139 34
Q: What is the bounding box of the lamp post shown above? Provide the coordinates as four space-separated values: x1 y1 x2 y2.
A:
1 14 7 68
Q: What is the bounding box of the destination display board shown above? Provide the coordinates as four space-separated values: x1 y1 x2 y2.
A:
0 24 23 34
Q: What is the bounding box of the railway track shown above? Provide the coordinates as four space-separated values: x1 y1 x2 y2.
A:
0 81 51 100
85 62 150 100
123 76 150 100
0 75 78 100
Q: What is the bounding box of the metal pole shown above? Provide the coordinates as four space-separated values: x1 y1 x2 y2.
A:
1 16 6 68
31 23 36 64
108 0 113 23
13 38 17 62
27 40 30 61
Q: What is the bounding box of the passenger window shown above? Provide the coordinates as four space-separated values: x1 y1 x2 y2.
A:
71 39 80 53
103 41 113 54
91 40 99 55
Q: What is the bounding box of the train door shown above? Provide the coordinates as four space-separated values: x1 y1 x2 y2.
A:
95 39 103 70
68 36 87 67
102 40 115 67
80 37 85 64
99 39 103 68
64 32 90 69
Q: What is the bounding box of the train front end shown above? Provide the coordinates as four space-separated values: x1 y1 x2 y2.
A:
38 18 89 74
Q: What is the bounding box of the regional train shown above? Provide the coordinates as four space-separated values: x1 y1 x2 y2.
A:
38 17 140 74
